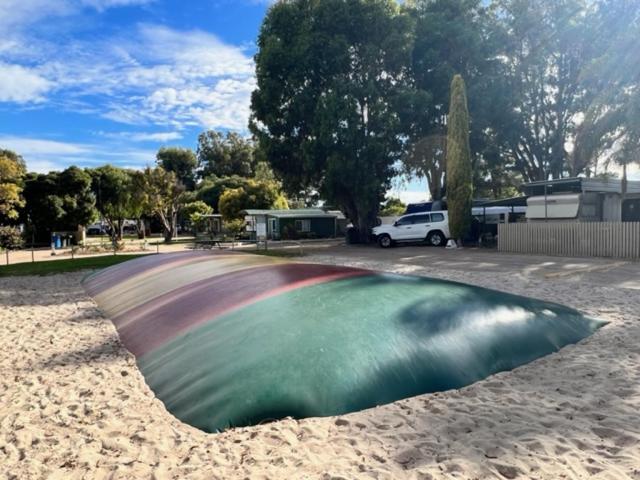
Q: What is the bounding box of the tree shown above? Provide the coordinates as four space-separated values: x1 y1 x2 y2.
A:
22 167 97 243
0 226 24 250
140 166 186 242
196 175 254 212
197 131 256 178
251 0 414 242
403 0 505 200
129 170 152 239
156 147 198 190
57 167 97 229
0 149 26 222
380 197 406 216
89 165 134 242
446 75 473 244
182 200 213 231
492 0 600 181
218 179 283 221
578 0 640 193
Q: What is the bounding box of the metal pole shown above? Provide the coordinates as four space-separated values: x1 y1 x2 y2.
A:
544 168 548 222
5 250 8 266
156 242 159 254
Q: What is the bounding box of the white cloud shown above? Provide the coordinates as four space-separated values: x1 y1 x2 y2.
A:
0 0 74 29
0 135 156 172
0 63 52 103
0 136 90 156
80 0 154 12
99 131 184 142
1 17 257 131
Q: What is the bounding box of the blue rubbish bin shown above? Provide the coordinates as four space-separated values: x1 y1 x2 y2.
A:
54 235 61 249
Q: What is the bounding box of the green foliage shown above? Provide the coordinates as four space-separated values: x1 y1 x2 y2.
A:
0 149 26 222
0 226 24 250
403 0 504 199
578 1 640 181
196 175 250 212
380 197 406 216
197 131 256 178
182 200 213 231
0 254 145 277
446 75 473 242
140 167 186 242
223 218 246 238
22 167 96 242
251 0 414 242
490 0 601 181
89 165 134 241
157 147 198 190
218 179 281 220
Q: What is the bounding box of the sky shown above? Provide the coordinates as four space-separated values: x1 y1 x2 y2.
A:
0 0 429 204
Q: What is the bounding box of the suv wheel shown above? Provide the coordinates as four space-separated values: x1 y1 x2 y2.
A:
378 234 393 248
426 231 446 247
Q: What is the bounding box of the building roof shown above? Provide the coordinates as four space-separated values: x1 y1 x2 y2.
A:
522 177 640 195
243 208 338 219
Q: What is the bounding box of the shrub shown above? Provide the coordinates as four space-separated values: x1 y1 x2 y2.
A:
0 226 24 250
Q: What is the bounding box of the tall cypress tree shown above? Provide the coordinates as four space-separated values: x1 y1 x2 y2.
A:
445 75 473 245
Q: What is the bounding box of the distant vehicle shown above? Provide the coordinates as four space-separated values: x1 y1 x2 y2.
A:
371 211 450 248
86 225 109 236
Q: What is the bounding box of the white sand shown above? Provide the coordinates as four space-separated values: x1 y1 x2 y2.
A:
1 253 639 479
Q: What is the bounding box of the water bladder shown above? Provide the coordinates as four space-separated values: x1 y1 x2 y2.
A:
84 251 604 432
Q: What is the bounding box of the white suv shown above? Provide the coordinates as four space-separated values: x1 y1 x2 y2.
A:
372 211 450 248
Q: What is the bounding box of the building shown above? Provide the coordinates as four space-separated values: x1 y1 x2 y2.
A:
522 177 640 222
243 209 343 240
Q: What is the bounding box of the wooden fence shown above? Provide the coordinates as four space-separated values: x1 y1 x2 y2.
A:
497 222 640 259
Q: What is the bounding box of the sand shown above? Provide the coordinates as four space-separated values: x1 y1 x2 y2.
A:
1 251 639 479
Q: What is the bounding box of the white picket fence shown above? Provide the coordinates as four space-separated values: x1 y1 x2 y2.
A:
497 222 640 259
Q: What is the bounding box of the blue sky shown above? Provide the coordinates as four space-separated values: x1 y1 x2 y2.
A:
0 0 428 203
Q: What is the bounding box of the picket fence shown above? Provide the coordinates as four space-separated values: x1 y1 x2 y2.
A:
497 222 640 259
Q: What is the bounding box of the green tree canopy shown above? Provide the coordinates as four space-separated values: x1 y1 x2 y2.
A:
182 200 213 231
251 0 415 242
89 165 135 241
197 131 256 178
404 0 506 200
218 179 284 221
0 149 27 222
380 197 406 217
446 75 473 243
22 167 96 242
156 147 198 190
196 175 253 212
140 166 186 242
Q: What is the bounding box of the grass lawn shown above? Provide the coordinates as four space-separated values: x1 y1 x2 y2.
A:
249 249 305 258
0 254 146 277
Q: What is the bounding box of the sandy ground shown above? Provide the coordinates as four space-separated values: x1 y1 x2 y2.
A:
1 247 640 479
